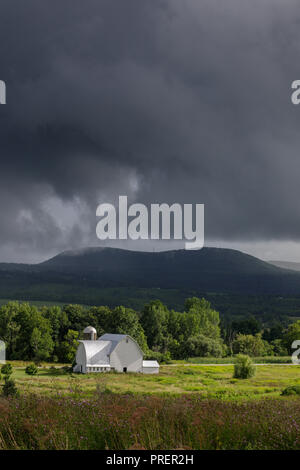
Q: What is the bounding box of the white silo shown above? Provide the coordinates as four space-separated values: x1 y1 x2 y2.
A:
83 326 97 341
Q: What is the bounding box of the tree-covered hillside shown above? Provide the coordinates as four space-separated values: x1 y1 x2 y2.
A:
1 248 300 307
0 297 297 363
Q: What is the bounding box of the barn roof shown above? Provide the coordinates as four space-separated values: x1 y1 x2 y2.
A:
97 334 127 355
79 333 144 366
79 340 111 365
99 333 127 342
99 333 144 356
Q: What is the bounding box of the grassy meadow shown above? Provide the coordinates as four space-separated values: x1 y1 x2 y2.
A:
185 356 292 364
1 394 300 450
1 362 300 450
4 362 300 399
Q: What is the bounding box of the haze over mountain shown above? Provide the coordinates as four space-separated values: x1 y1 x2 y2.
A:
268 260 300 272
0 247 300 307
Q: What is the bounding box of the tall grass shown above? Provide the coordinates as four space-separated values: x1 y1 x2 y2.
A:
0 393 299 450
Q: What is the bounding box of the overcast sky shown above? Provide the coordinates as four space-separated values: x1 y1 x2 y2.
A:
1 0 300 262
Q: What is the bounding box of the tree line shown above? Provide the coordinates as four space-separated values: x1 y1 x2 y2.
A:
0 298 299 363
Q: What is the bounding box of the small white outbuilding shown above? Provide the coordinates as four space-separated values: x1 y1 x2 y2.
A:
142 360 160 374
73 328 159 374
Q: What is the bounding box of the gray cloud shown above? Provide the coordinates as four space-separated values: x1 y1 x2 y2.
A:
0 0 300 261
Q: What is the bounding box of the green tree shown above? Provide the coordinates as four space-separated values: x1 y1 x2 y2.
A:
30 327 54 362
167 310 182 341
62 304 86 333
168 337 182 359
86 306 112 338
283 320 300 354
262 323 284 342
271 339 288 356
140 301 169 351
42 305 65 340
184 297 221 339
232 333 273 357
0 302 21 358
185 334 224 358
59 330 79 363
10 303 54 360
110 306 148 352
231 316 261 336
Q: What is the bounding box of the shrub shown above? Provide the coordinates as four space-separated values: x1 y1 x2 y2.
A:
25 364 38 376
271 339 288 356
185 335 224 358
282 320 300 353
233 333 273 357
233 354 256 379
1 363 13 377
144 350 171 363
2 377 19 397
281 385 300 396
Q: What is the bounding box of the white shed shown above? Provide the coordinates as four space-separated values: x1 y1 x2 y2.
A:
142 360 160 374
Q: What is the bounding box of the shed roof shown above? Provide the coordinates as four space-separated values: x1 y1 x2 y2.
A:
143 360 160 368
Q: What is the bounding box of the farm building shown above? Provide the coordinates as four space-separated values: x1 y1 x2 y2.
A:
141 360 160 374
73 327 159 374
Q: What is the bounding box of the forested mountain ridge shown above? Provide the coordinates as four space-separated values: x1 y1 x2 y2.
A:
0 247 300 306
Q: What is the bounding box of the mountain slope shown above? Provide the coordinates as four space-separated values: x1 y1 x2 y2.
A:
0 247 299 303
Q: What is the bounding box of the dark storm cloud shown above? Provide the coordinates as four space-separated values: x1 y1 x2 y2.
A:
0 0 300 261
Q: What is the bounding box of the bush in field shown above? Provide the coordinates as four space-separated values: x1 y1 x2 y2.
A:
233 354 256 379
25 364 38 376
281 385 300 396
1 363 13 377
2 377 19 397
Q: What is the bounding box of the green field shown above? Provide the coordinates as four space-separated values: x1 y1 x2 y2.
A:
185 356 292 364
4 362 300 400
1 362 300 449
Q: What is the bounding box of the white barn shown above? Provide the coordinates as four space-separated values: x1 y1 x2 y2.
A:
73 327 159 374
